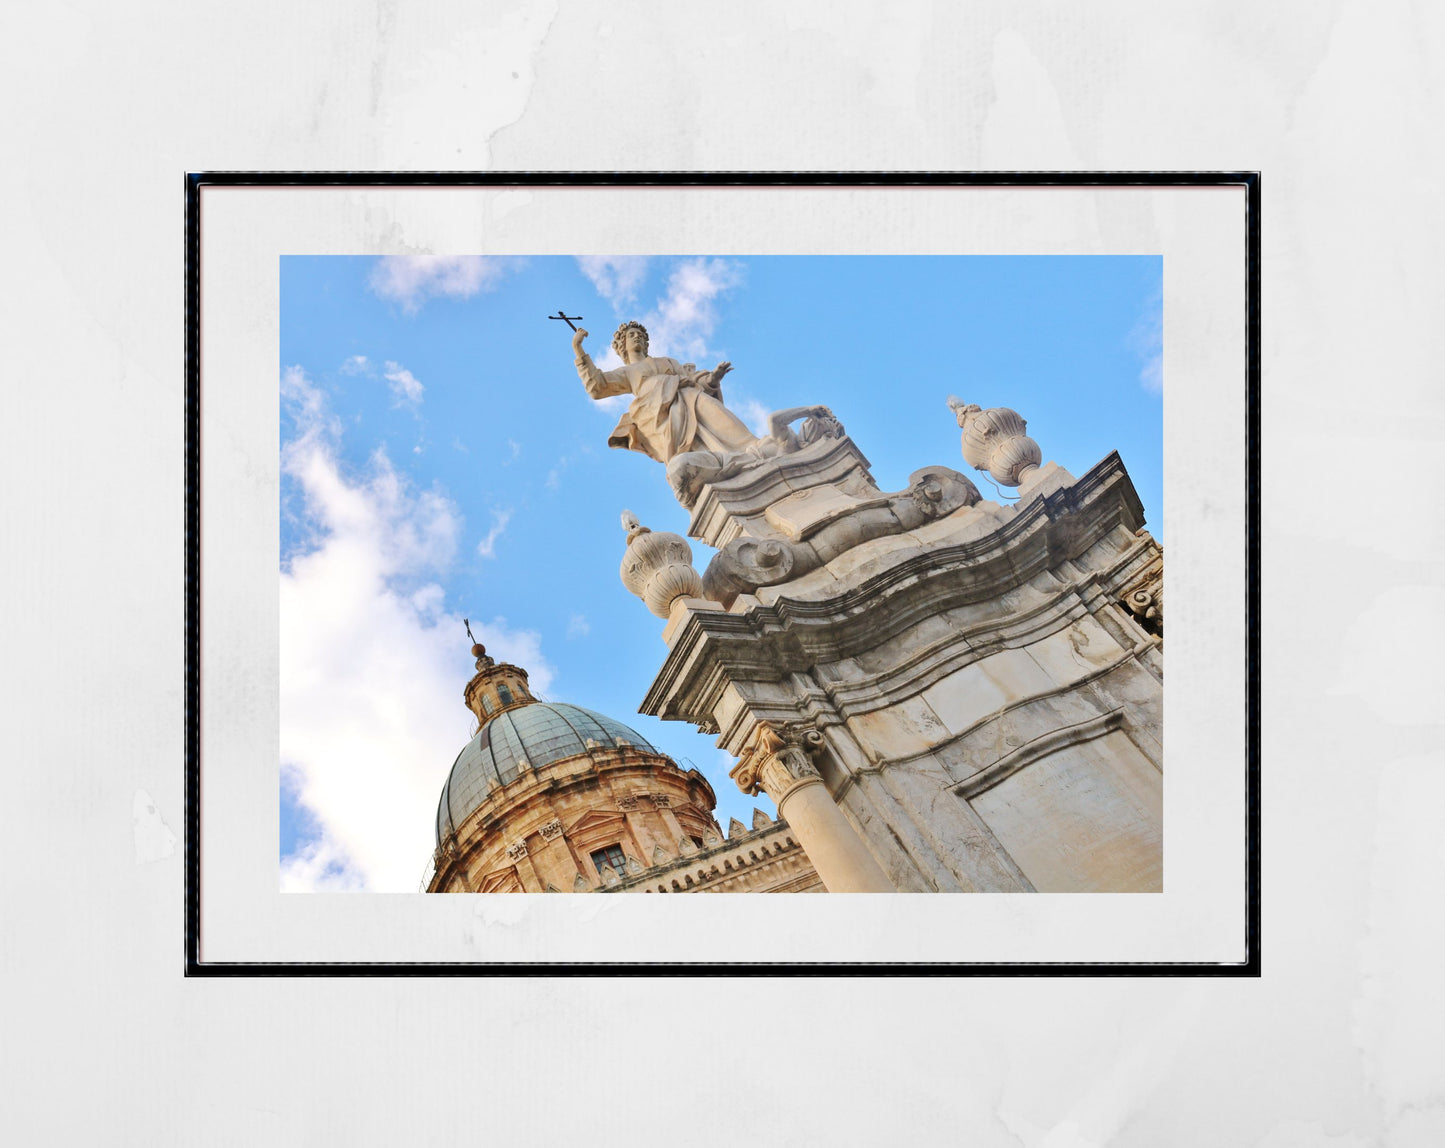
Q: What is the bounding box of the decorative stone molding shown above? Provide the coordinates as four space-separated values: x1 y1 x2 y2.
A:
625 854 645 875
539 818 564 841
946 395 1042 487
730 723 825 804
600 864 621 887
702 536 798 605
573 872 591 892
650 793 672 808
652 844 671 865
699 464 982 608
619 511 706 617
646 452 1146 730
505 840 528 861
617 795 640 811
907 466 982 520
1121 583 1163 635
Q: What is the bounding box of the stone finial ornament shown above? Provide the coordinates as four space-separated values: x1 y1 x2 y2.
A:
946 395 1043 487
618 510 704 618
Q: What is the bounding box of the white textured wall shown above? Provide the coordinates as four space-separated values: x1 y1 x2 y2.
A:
2 2 1441 1144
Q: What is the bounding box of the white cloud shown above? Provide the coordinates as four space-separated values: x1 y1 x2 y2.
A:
576 255 650 309
575 257 743 383
280 835 368 893
340 355 369 374
573 258 743 427
383 361 424 408
1130 284 1163 394
281 364 334 431
592 391 631 417
475 508 512 559
642 257 744 363
368 255 510 313
733 396 772 438
567 614 590 639
506 438 521 462
279 367 553 893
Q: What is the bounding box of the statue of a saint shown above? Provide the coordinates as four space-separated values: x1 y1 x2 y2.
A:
573 320 756 456
572 320 843 504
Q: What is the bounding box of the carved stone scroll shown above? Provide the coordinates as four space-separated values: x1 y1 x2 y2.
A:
730 723 826 804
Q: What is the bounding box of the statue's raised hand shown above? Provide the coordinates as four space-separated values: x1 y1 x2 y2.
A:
712 361 732 382
572 327 589 355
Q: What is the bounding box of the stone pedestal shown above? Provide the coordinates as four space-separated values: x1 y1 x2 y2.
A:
642 438 1164 894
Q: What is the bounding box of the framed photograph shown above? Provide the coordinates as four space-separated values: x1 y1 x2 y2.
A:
187 174 1258 971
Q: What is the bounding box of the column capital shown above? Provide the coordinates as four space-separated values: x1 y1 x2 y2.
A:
730 722 825 804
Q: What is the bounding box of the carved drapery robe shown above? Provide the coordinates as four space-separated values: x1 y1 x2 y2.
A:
578 355 757 464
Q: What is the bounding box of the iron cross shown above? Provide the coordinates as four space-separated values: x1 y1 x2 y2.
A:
548 310 583 331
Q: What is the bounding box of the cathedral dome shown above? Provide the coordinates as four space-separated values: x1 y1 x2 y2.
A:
435 702 659 844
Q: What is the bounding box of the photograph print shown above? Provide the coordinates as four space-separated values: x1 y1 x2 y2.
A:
278 252 1165 898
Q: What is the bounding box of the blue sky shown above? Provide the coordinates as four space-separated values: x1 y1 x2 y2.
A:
279 254 1162 892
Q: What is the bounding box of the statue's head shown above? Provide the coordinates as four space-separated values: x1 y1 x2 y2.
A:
613 321 649 363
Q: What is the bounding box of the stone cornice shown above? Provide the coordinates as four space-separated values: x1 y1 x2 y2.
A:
643 452 1144 725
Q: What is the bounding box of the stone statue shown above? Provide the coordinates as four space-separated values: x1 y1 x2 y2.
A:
572 321 844 506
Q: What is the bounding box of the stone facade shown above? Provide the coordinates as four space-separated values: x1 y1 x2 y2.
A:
630 417 1163 894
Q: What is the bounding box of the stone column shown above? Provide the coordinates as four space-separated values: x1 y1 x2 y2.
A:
731 725 894 893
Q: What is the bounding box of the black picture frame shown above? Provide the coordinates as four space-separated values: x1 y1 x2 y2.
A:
185 171 1260 976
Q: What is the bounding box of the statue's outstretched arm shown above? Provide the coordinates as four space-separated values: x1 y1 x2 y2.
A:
693 360 732 401
572 327 629 399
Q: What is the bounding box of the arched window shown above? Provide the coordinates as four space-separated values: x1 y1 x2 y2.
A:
481 695 495 715
497 684 514 707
